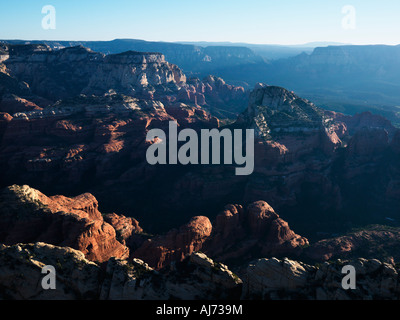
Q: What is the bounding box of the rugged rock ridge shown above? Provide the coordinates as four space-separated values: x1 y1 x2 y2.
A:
228 83 400 237
325 110 397 139
132 201 308 269
0 185 129 263
204 201 308 264
241 84 330 137
0 243 101 300
178 75 247 117
133 216 213 270
103 213 143 247
243 257 399 300
0 243 242 300
1 242 399 300
3 39 264 75
0 185 308 271
0 44 248 117
231 84 344 219
82 50 186 97
236 84 341 163
4 45 104 100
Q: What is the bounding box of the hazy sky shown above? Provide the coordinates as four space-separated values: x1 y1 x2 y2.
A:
0 0 399 45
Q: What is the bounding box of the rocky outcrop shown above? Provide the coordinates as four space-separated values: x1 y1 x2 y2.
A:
82 51 186 97
102 252 242 300
0 243 242 300
1 242 399 300
244 85 325 131
239 84 340 152
204 201 309 263
0 184 309 291
0 94 42 114
0 185 129 263
121 199 308 270
306 225 400 262
325 110 397 139
1 44 248 118
177 76 248 117
0 184 309 270
103 213 143 246
242 257 400 300
226 84 400 237
0 242 101 299
243 258 311 298
133 216 212 270
4 45 104 100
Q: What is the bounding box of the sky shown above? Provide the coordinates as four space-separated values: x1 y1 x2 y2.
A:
0 0 399 45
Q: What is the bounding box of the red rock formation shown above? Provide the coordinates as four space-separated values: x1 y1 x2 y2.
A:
326 110 396 138
177 76 247 115
212 204 246 243
204 201 309 263
306 225 400 262
247 201 279 237
104 213 143 247
133 216 212 270
0 185 129 263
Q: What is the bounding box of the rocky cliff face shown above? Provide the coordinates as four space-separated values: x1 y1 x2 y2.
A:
0 44 248 118
229 85 344 231
4 45 104 100
82 51 186 97
239 84 339 148
0 185 129 263
204 201 308 264
227 84 400 238
131 200 308 270
133 216 213 270
4 39 264 76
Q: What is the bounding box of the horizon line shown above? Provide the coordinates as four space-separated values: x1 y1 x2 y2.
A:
1 38 400 48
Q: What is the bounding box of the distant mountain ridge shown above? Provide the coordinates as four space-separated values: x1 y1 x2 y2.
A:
2 39 400 126
0 39 264 77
